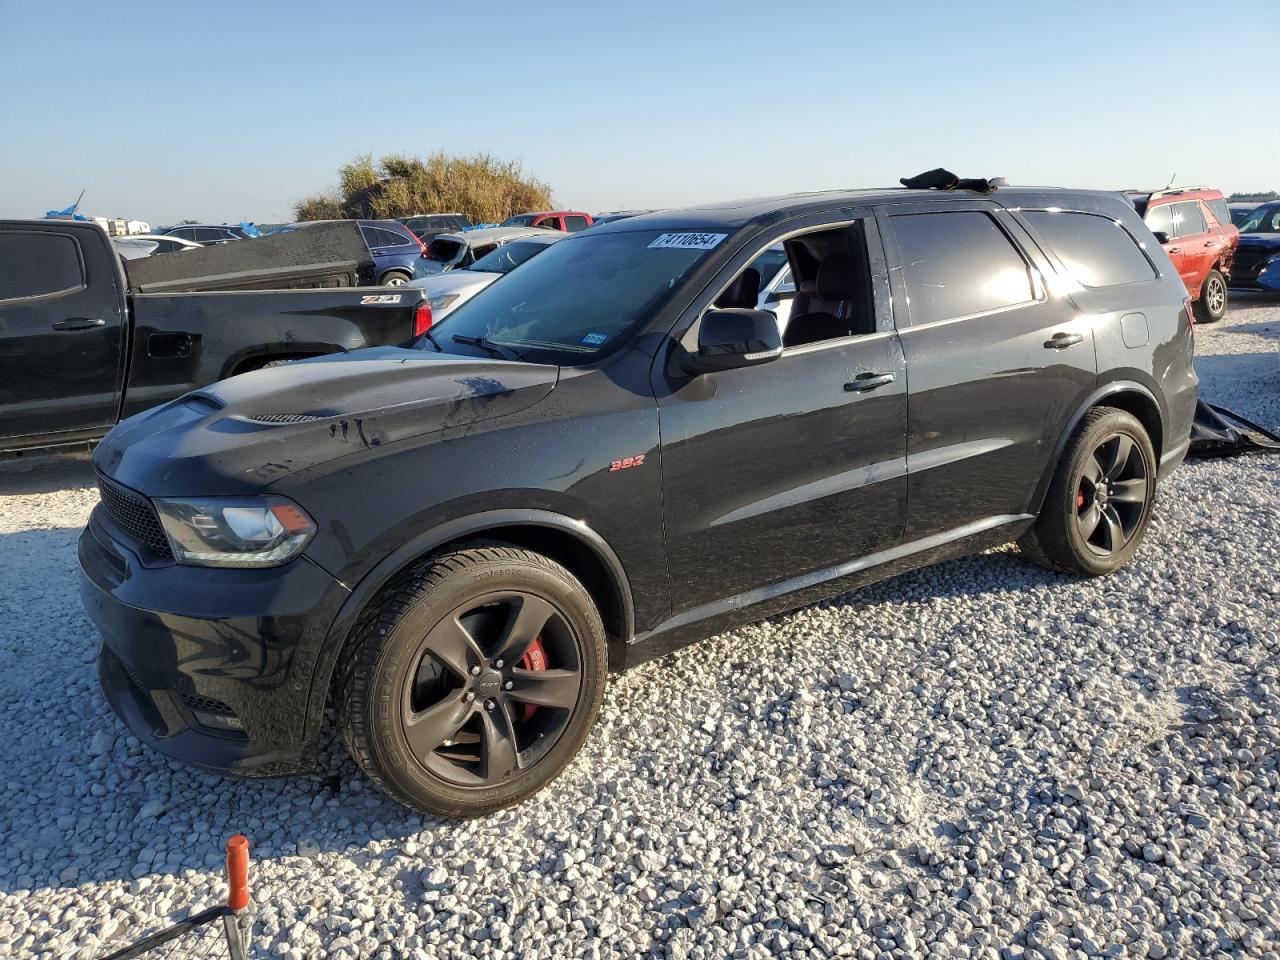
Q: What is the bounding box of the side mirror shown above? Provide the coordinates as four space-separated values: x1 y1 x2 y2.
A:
763 287 796 305
685 308 782 373
1152 231 1171 245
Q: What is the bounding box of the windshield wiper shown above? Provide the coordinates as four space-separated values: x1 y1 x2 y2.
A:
451 334 522 361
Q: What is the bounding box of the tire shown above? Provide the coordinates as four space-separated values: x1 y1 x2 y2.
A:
380 271 411 287
258 358 294 368
1194 269 1228 324
337 543 607 817
1019 407 1157 577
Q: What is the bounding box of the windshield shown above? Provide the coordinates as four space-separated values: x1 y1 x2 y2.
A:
1241 207 1280 234
466 239 550 274
425 228 727 365
501 214 538 227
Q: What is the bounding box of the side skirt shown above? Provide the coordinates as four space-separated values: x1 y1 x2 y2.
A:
622 513 1035 669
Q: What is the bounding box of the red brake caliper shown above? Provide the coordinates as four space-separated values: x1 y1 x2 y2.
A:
518 636 548 720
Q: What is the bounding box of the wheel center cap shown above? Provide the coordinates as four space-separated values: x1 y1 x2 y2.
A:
475 670 503 697
1095 483 1108 506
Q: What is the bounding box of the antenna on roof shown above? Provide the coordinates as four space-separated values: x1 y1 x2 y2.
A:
1164 173 1177 190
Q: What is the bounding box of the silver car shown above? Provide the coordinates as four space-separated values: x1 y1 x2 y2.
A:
415 226 557 278
407 231 565 320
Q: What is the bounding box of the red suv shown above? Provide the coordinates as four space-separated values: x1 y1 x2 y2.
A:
1127 188 1237 323
500 210 594 232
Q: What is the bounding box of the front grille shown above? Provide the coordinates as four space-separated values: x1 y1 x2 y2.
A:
96 473 174 562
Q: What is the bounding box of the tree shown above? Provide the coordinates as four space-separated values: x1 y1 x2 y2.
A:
294 152 554 223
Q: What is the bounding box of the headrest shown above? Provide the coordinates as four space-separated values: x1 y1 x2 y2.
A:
816 252 858 300
715 267 761 310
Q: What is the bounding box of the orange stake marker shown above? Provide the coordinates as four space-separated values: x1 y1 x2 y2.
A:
226 834 250 912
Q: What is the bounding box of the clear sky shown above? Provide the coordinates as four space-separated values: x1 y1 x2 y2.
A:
2 0 1276 226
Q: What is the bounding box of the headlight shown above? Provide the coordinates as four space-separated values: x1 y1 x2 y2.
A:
427 292 460 312
154 496 316 567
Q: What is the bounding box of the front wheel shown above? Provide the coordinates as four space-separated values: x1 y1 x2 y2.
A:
337 544 607 817
1019 407 1157 577
1195 269 1228 324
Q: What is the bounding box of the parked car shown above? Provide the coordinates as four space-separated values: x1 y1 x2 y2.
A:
400 214 473 242
278 219 425 285
415 226 552 277
110 234 202 260
79 185 1198 817
499 210 594 232
0 219 431 456
157 224 253 245
1126 187 1237 323
588 211 656 226
405 231 565 321
1229 201 1280 292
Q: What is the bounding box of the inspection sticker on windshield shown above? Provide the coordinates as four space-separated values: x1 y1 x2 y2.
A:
648 232 726 251
581 332 608 346
360 294 402 304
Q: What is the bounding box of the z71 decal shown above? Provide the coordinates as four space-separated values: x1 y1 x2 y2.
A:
360 294 403 304
609 455 646 472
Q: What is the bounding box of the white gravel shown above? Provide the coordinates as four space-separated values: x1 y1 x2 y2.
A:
1 298 1278 960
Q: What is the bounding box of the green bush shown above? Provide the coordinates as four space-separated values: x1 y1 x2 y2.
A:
295 152 554 223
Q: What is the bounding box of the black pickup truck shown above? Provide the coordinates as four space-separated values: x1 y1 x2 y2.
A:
0 219 429 456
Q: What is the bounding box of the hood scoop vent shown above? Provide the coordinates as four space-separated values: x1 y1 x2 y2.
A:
245 412 324 424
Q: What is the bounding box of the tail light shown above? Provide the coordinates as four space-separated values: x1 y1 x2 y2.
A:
414 300 433 337
409 230 426 253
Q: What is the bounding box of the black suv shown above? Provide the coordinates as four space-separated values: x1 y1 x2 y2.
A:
80 187 1198 816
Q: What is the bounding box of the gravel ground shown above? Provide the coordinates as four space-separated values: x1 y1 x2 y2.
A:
1 298 1277 960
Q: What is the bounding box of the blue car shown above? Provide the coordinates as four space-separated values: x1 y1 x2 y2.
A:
1230 202 1280 292
275 219 425 286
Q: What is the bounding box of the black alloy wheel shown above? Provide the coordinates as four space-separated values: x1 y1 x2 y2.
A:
401 591 584 787
1074 433 1151 557
1019 406 1157 577
338 544 607 817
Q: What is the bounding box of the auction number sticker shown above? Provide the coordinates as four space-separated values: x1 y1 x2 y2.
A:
647 232 727 251
360 294 403 304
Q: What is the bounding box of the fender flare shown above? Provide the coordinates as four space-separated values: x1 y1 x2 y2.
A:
302 509 635 742
1028 380 1165 514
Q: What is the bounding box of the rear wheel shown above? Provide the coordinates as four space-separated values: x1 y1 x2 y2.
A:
337 544 607 817
380 271 411 287
1195 269 1228 323
1019 407 1157 577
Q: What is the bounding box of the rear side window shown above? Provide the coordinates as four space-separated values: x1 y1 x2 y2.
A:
563 216 590 232
889 211 1034 326
1023 211 1155 287
364 226 413 248
425 238 463 262
1173 202 1206 237
0 232 84 300
1144 203 1174 239
1205 198 1231 227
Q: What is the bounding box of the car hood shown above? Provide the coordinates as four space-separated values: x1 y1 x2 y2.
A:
406 270 498 293
94 347 559 496
1237 234 1280 250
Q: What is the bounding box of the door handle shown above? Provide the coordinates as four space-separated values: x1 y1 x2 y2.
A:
1203 240 1216 247
844 371 896 392
1167 246 1182 254
1044 332 1084 349
51 317 106 331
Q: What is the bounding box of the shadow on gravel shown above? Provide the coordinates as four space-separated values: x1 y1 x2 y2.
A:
0 453 96 495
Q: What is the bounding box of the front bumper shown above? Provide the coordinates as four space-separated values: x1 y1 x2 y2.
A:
79 507 350 775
